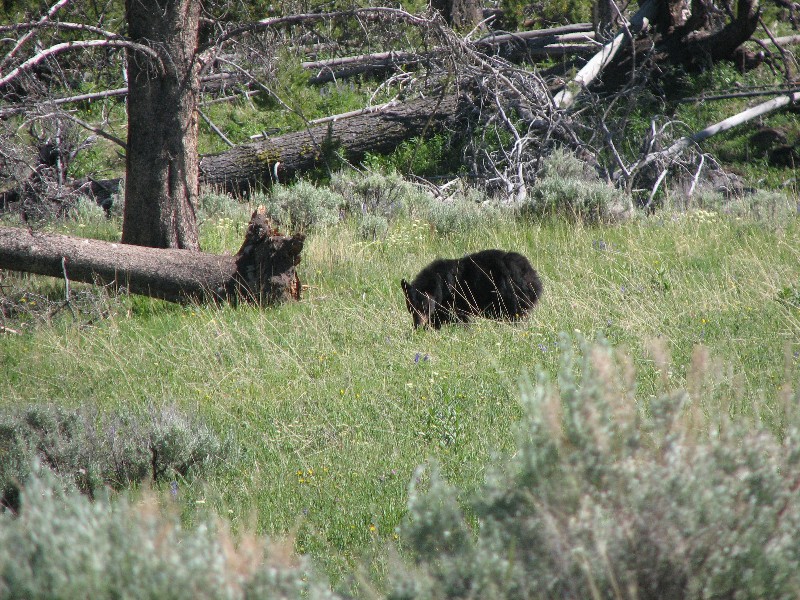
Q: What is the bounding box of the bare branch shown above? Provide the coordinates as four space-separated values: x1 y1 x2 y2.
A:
553 0 659 109
0 40 161 90
52 112 127 150
198 109 234 147
0 0 71 73
631 90 800 177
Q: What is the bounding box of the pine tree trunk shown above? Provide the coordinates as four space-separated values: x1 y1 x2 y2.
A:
121 0 201 250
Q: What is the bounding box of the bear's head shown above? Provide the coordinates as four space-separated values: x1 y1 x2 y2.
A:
401 279 435 329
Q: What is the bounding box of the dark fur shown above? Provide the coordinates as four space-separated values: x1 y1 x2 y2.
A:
401 249 543 329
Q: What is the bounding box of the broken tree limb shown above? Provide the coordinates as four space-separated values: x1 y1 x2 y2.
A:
553 0 659 109
631 89 800 178
473 23 594 46
199 94 463 193
679 85 800 103
0 74 253 119
0 207 304 305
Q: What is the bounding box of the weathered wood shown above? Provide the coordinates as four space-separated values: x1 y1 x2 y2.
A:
643 89 800 167
0 207 304 305
199 94 463 193
553 0 659 109
304 26 597 84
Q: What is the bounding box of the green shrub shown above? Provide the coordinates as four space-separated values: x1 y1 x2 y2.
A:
0 404 225 511
501 0 593 28
363 134 457 177
423 195 497 235
392 336 800 599
665 187 798 226
330 169 429 221
525 149 633 222
259 180 343 232
66 196 107 224
197 189 252 223
0 465 337 600
61 196 122 241
357 214 390 241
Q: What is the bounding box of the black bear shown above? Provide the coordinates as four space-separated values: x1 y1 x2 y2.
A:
401 249 543 329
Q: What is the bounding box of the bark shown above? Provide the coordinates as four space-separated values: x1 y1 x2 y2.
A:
0 208 304 305
654 0 760 65
431 0 482 30
199 94 464 194
121 0 201 250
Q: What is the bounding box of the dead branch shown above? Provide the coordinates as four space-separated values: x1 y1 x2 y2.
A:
472 23 594 46
0 0 70 74
553 0 659 108
303 25 598 84
628 89 800 188
679 85 800 102
0 74 254 120
0 40 162 90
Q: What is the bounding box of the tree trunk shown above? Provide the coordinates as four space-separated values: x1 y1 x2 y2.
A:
431 0 482 30
199 94 463 194
0 208 304 305
122 0 201 250
655 0 760 65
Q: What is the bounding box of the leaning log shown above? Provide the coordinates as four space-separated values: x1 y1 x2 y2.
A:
553 0 659 109
199 94 463 194
0 207 304 305
634 88 800 174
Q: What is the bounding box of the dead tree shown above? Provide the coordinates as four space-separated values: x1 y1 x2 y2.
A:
199 94 464 193
0 208 304 305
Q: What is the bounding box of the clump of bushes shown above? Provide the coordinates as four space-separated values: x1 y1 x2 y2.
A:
0 465 336 600
332 169 509 236
331 169 426 221
5 341 800 598
198 156 640 244
332 169 433 239
524 148 633 222
391 336 800 599
0 404 225 512
257 180 343 232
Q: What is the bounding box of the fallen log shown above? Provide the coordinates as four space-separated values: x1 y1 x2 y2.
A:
0 207 304 305
627 88 800 202
199 93 463 193
305 26 597 84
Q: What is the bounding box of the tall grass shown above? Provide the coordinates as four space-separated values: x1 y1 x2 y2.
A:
1 175 799 586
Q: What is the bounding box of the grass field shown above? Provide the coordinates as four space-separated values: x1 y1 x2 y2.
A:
2 197 800 584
